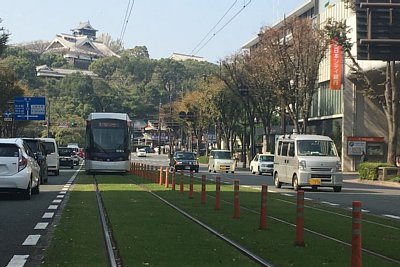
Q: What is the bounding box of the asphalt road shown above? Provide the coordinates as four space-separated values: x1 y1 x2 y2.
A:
0 166 78 267
133 153 400 219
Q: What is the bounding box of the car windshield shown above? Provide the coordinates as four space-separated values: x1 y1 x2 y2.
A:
297 140 338 156
59 148 73 156
259 155 274 162
175 152 195 160
24 140 39 153
213 151 231 159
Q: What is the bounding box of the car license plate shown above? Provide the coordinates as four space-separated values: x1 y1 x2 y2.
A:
309 178 321 185
185 166 191 169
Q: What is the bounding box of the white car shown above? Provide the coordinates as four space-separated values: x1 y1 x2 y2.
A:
250 153 274 175
0 138 41 199
137 148 147 157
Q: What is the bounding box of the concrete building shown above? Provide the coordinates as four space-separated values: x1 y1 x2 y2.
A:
242 0 398 171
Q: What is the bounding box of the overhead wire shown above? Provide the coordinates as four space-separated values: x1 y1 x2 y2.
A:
190 0 238 55
191 0 253 56
119 0 135 43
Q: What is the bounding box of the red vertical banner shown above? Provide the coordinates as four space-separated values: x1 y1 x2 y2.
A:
330 40 342 90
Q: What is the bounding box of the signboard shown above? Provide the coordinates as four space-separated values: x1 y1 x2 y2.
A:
329 40 342 90
3 110 13 122
347 141 366 156
14 97 46 121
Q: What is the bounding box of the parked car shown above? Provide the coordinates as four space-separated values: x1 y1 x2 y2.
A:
0 138 40 199
250 153 274 175
39 138 60 175
170 151 199 172
137 148 147 157
23 138 49 184
58 147 75 169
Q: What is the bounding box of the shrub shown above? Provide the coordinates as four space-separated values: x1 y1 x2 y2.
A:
358 162 392 180
198 156 208 164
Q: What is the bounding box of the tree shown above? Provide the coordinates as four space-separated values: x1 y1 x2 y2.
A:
257 17 328 134
325 18 399 165
0 19 9 56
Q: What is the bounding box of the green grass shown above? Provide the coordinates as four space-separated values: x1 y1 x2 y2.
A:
42 171 400 266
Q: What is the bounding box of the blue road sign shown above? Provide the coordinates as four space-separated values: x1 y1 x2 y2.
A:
3 109 13 122
14 97 46 121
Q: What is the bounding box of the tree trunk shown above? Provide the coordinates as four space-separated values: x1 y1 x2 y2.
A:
385 61 399 165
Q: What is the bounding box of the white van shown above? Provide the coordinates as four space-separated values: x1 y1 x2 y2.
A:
208 150 235 173
39 138 60 176
273 134 342 192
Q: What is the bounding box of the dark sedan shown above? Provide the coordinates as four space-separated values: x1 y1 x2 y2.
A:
170 151 199 172
58 147 74 169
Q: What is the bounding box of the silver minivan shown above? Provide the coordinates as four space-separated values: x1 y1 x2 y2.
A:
273 134 342 192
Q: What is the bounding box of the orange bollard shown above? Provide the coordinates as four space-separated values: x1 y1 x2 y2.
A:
179 171 184 193
159 166 163 185
259 184 268 230
215 176 221 210
165 167 169 188
189 171 194 199
351 201 362 267
201 175 206 204
233 180 240 219
295 190 305 246
171 169 176 191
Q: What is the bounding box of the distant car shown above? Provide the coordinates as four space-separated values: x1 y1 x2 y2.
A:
137 148 147 157
144 146 155 153
23 138 49 184
58 147 74 169
170 151 199 172
0 138 40 199
250 153 274 175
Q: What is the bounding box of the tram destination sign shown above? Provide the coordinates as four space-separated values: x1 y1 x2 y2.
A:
14 96 46 121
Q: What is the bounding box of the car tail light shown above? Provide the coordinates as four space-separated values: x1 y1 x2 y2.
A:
19 155 28 171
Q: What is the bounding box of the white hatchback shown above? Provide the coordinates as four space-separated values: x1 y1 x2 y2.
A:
0 138 41 199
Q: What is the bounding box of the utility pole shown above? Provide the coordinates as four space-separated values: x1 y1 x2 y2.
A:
158 99 161 155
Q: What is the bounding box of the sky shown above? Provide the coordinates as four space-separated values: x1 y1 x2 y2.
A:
2 0 307 63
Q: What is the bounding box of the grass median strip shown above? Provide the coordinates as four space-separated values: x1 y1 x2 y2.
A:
41 172 400 266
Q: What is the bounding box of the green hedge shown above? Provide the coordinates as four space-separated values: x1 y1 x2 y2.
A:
198 156 208 164
358 162 393 180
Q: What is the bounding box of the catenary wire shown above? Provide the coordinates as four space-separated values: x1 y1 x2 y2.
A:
119 0 135 43
192 0 253 56
190 0 238 55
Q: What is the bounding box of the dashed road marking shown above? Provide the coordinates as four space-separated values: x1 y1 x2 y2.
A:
321 201 339 206
6 255 29 267
22 235 40 246
48 205 58 210
383 214 400 220
34 222 48 230
281 193 294 197
42 212 54 219
56 195 65 199
59 191 67 194
52 199 62 204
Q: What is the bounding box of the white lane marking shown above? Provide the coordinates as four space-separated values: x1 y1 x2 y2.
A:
56 195 65 199
6 255 29 267
281 193 294 197
304 197 313 201
48 205 58 210
52 199 62 204
22 235 40 246
321 201 339 206
383 214 400 220
34 222 48 230
42 212 54 219
59 191 67 194
268 189 277 193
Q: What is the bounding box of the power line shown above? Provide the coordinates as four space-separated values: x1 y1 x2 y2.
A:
191 0 253 56
190 0 238 55
119 0 135 43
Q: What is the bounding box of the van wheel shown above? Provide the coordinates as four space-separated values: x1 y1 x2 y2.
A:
293 175 300 191
258 167 262 175
250 166 255 174
274 173 282 188
208 166 211 172
213 166 216 173
333 186 342 192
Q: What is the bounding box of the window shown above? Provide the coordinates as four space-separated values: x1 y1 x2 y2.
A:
0 144 19 157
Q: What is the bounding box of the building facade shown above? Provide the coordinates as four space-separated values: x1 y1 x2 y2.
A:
243 0 398 171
